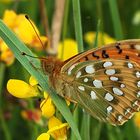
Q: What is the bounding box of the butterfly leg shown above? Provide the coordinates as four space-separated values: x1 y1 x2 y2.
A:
71 103 78 114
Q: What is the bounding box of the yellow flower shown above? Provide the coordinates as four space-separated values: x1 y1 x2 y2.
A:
134 112 140 128
2 10 17 28
58 39 78 61
84 31 115 46
37 133 50 140
0 10 47 65
40 92 55 118
3 10 47 49
48 116 69 140
0 42 15 65
0 0 23 3
7 79 38 98
37 116 69 140
29 76 38 86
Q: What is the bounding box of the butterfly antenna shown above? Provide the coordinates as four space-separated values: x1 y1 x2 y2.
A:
25 15 46 50
22 52 47 61
21 52 40 58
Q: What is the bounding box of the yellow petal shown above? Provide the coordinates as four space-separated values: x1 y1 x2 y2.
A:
37 133 50 140
134 112 140 128
29 76 38 86
40 98 55 118
1 49 15 65
14 14 35 44
58 39 78 61
48 116 68 140
84 31 96 45
3 10 17 28
0 42 9 52
30 36 48 50
103 34 116 44
7 79 38 98
84 31 115 46
43 91 49 99
1 0 14 3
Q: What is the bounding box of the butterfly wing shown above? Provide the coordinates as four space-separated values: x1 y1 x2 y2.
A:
59 39 140 125
62 39 140 72
62 59 140 125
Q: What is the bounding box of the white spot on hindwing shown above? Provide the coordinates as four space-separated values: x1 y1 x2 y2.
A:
118 115 123 122
105 93 114 101
84 78 88 82
124 108 131 115
78 86 85 91
136 71 140 78
137 81 140 87
110 76 119 81
120 84 125 88
127 62 134 68
93 80 103 88
132 100 139 107
113 87 123 95
85 65 95 74
105 69 115 75
107 106 113 114
90 91 97 100
103 61 113 68
137 91 140 97
76 71 81 78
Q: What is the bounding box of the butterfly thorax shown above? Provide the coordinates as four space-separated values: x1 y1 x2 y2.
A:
41 56 77 101
41 56 66 92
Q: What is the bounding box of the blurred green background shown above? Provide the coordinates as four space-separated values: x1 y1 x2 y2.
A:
0 0 140 140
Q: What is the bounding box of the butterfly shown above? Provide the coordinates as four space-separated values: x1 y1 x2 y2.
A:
40 39 140 126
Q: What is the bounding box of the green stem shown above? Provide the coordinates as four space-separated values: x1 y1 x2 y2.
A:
80 113 90 140
31 123 38 140
61 0 70 60
107 125 116 140
94 122 102 140
93 20 101 48
96 0 104 45
28 99 38 139
108 0 123 39
0 63 5 94
71 107 79 140
0 112 12 140
72 0 84 53
0 63 11 140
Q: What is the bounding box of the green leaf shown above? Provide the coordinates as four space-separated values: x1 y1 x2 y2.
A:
80 113 90 140
72 0 84 53
108 0 123 40
0 20 81 140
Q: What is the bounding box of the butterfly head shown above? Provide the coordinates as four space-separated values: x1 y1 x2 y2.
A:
41 56 63 75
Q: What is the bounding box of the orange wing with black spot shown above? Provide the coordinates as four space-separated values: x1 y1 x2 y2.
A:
59 39 140 125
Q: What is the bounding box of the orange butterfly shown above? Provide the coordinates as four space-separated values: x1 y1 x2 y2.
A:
41 39 140 125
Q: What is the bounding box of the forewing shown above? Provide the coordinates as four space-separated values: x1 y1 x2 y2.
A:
62 39 140 72
65 59 140 125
